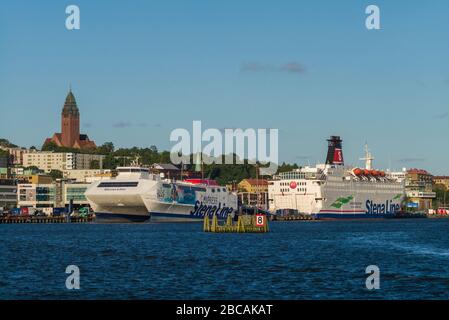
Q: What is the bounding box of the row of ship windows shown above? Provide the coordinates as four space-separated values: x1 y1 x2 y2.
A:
279 182 307 186
329 183 402 189
280 188 307 193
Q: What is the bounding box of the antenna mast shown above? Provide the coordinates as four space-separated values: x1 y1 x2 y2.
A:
359 143 374 170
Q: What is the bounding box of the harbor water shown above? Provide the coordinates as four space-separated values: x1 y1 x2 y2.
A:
1 219 449 299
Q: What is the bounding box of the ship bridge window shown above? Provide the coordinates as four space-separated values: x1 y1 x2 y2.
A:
98 182 139 188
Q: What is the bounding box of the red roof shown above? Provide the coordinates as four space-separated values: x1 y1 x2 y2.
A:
407 168 431 175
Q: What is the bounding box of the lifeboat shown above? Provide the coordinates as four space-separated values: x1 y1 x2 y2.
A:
353 168 362 175
379 171 386 177
371 170 379 176
363 169 371 175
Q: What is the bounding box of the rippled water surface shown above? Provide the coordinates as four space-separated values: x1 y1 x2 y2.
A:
2 219 449 299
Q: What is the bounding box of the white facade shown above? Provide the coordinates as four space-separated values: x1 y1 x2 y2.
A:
386 168 407 182
63 169 111 182
23 152 105 173
17 182 90 208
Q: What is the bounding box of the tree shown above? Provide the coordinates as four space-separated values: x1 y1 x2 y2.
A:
149 145 158 153
103 154 119 169
277 162 299 174
97 142 115 155
90 160 100 169
24 166 41 172
0 138 18 148
434 185 449 208
49 170 63 180
41 141 59 151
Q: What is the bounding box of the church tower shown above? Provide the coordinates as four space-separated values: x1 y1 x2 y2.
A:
61 89 80 148
43 89 96 150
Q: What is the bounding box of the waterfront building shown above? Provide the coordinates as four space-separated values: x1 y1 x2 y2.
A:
25 175 53 184
10 167 45 177
0 153 10 178
386 168 407 182
0 152 8 167
63 169 112 182
0 168 8 179
23 151 104 173
43 90 96 149
237 179 269 209
0 179 17 210
238 179 268 193
433 176 449 191
64 183 91 206
17 181 90 210
405 168 436 210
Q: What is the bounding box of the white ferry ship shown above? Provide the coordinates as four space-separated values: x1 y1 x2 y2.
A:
85 167 237 222
268 136 405 219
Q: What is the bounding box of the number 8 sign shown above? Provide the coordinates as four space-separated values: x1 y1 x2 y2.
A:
256 214 265 227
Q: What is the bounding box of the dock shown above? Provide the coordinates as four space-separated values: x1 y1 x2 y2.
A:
204 214 269 233
0 215 95 224
271 214 316 221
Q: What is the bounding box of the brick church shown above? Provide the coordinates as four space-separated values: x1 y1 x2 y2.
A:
44 90 96 149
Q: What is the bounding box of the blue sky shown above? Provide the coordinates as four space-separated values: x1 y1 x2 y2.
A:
0 1 448 174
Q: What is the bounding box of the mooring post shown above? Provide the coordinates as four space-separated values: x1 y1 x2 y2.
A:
203 214 210 232
211 214 218 232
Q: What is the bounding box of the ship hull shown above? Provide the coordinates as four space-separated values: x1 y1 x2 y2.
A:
269 169 404 219
150 211 205 222
146 200 234 222
313 211 395 220
95 212 151 223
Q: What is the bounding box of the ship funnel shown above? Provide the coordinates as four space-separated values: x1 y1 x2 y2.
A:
325 136 344 165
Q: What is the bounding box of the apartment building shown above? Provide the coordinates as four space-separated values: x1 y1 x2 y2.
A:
23 152 104 173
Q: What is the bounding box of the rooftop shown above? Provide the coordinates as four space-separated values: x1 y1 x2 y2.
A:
407 168 432 175
241 179 268 186
62 90 79 117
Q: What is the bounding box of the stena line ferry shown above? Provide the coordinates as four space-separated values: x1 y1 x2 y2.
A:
85 167 238 223
268 136 405 219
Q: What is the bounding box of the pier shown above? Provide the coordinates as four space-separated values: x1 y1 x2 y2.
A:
271 214 316 221
0 215 94 224
204 214 269 233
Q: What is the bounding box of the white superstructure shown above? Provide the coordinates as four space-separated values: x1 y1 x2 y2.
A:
85 167 237 222
268 137 405 219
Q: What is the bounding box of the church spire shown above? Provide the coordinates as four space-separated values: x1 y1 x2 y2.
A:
62 89 79 117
